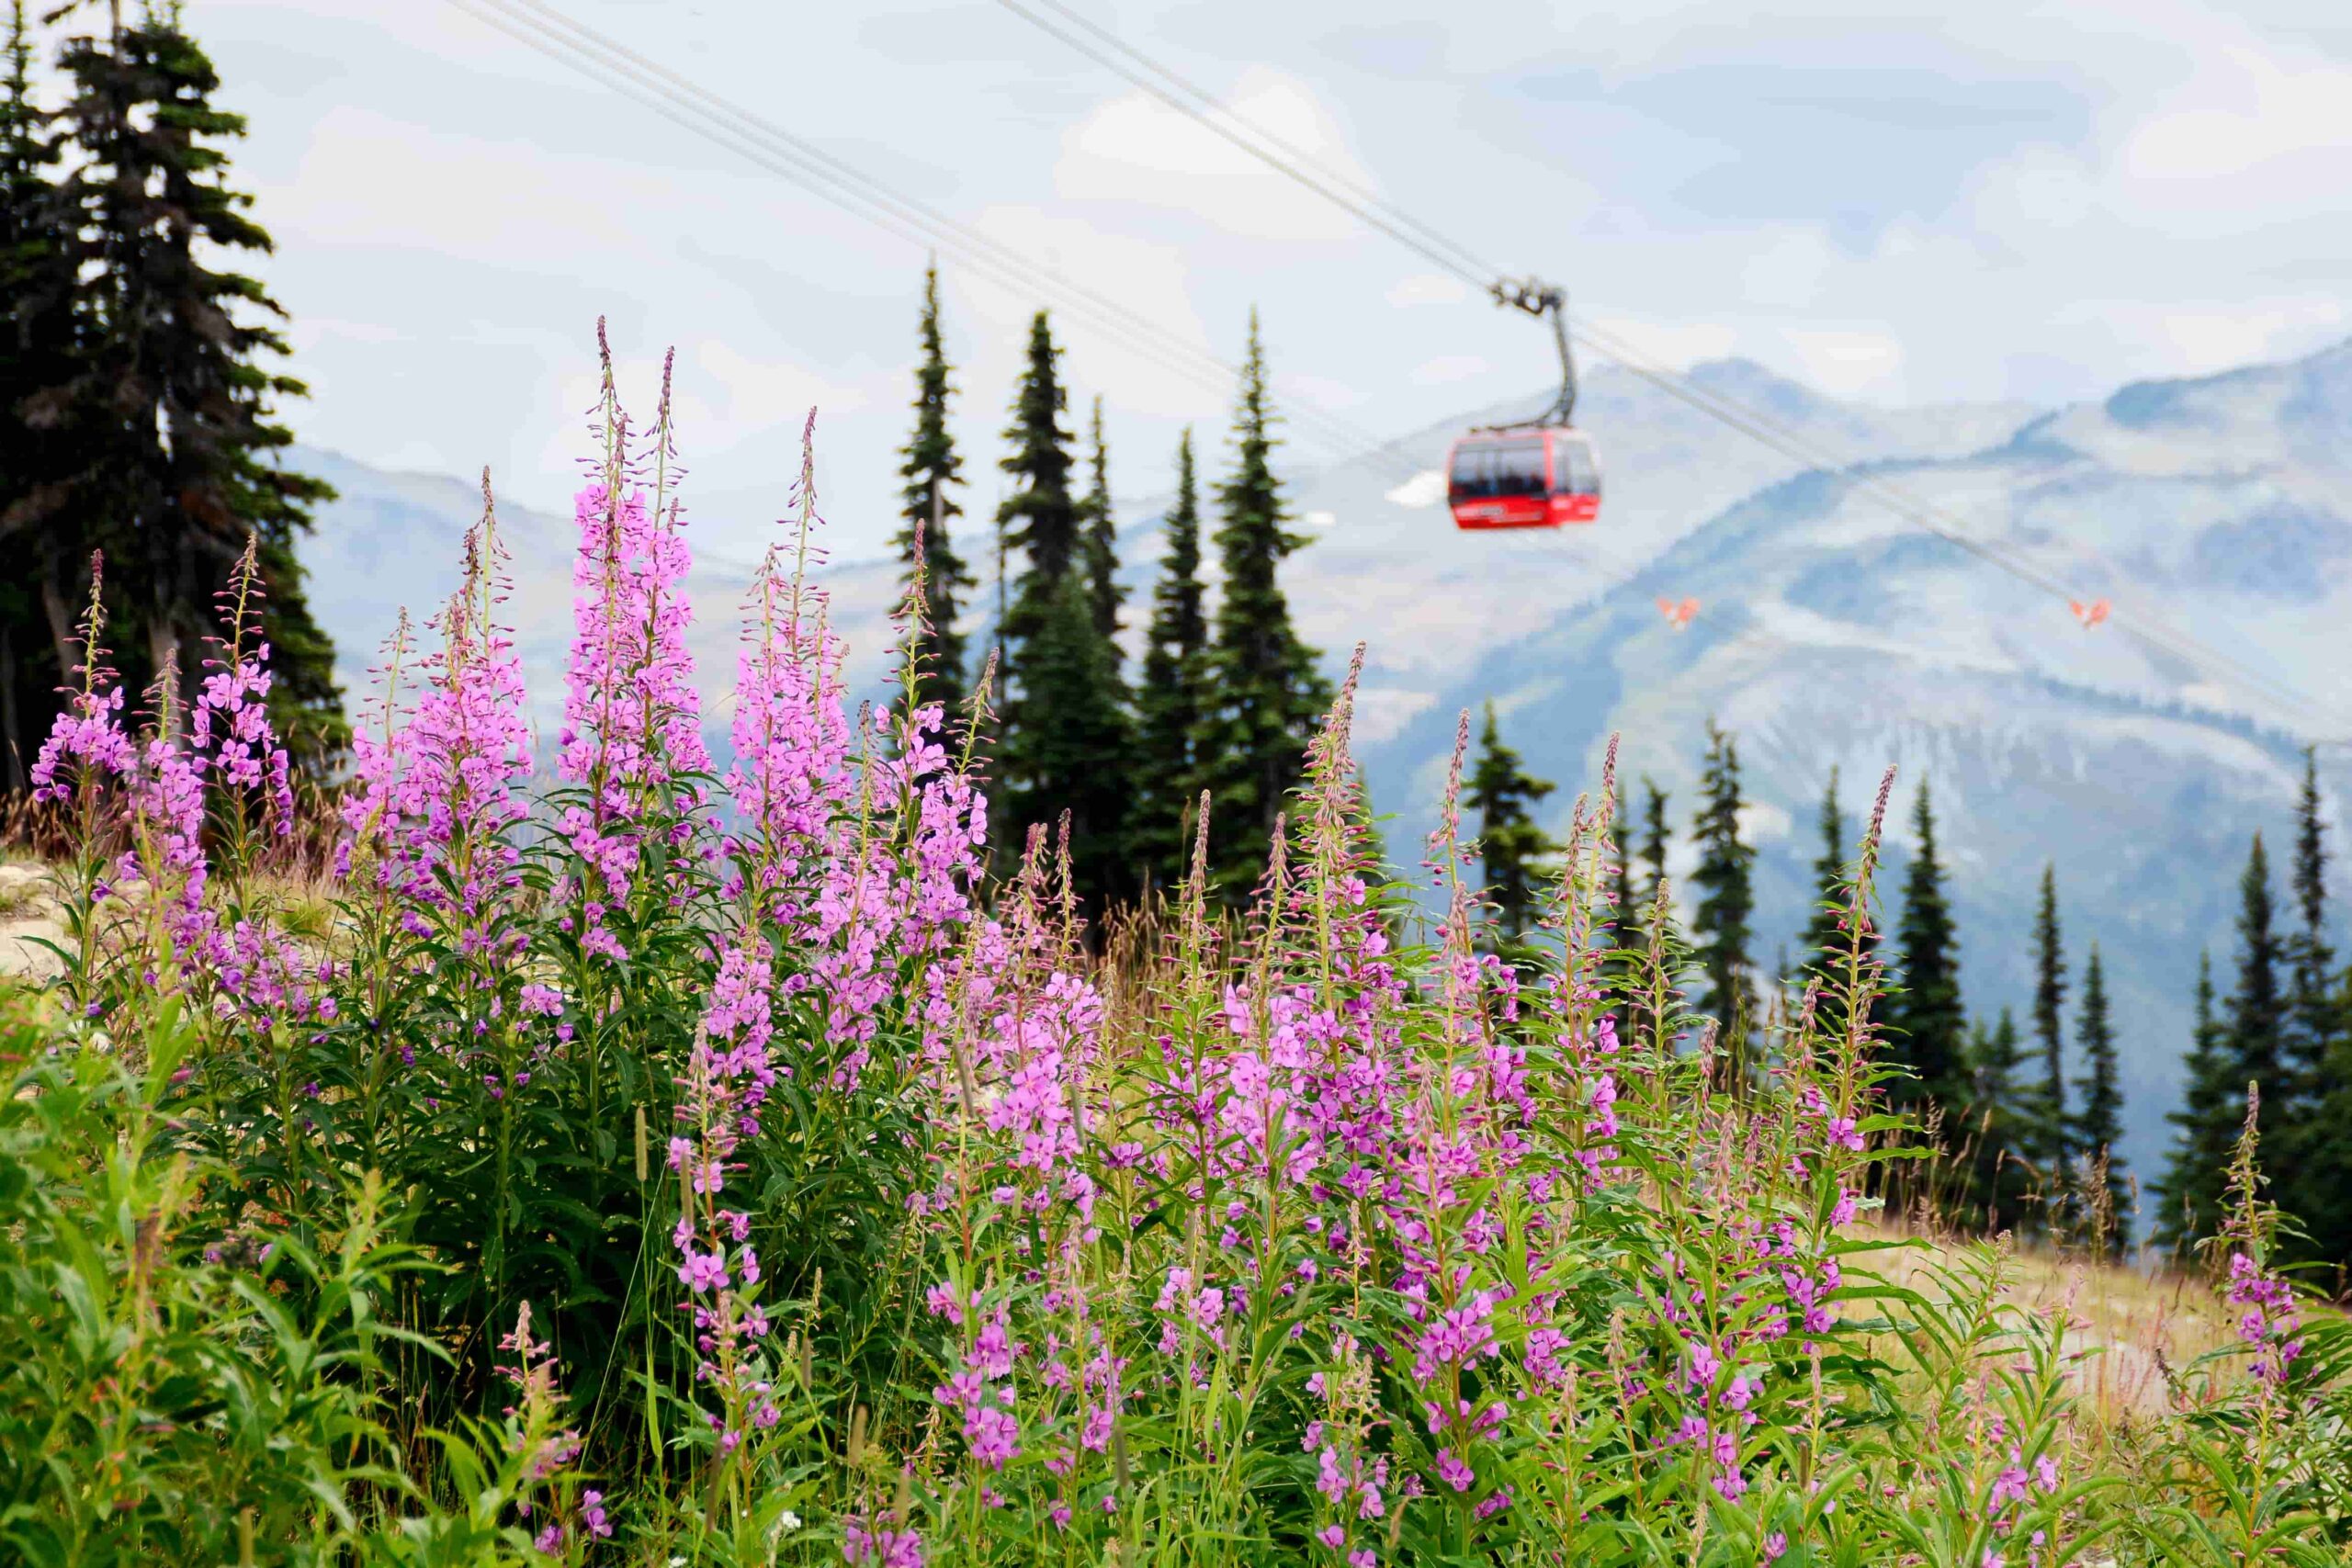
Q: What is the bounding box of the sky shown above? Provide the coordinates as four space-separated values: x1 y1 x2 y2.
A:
113 0 2352 560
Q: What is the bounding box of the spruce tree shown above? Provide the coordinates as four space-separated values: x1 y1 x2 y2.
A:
2281 751 2336 1229
1963 1008 2037 1235
2073 942 2129 1248
1798 770 1846 970
38 7 342 767
2154 952 2234 1255
991 310 1132 913
1688 721 1756 1031
1609 782 1640 957
1132 430 1210 888
2224 833 2289 1130
1466 701 1557 953
1194 310 1329 898
1077 394 1123 651
2027 865 2070 1176
1640 778 1670 909
1887 783 1968 1117
0 0 73 788
892 261 975 721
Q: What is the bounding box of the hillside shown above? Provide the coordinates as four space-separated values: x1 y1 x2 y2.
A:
290 340 2352 1186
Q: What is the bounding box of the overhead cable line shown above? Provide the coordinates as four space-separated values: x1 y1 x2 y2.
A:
989 0 2340 732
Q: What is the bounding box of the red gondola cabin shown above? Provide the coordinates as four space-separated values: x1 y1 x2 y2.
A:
1445 426 1602 530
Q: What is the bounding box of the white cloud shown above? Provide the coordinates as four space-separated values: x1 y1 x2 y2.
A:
1054 67 1372 243
1386 273 1470 307
1781 328 1906 399
1385 470 1448 508
1584 315 1740 370
1412 354 1491 386
2120 44 2352 186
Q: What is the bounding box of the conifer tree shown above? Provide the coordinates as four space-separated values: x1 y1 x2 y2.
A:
1132 431 1210 888
892 261 976 721
1194 310 1329 897
2282 752 2336 1213
992 309 1131 911
2073 942 2129 1248
34 7 342 767
1640 778 1670 909
1466 702 1557 953
1963 1008 2037 1235
2154 952 2234 1255
0 0 74 787
1797 769 1879 1035
1688 721 1757 1032
2224 833 2289 1131
1609 782 1639 955
2027 865 2070 1176
1886 784 1968 1117
1077 394 1124 651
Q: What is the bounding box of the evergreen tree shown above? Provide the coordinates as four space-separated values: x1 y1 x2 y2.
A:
2154 952 2234 1255
1886 784 1968 1117
1609 782 1640 956
2073 942 2129 1249
1077 394 1124 650
1962 1008 2037 1235
1466 702 1557 952
2281 752 2336 1210
2027 864 2070 1176
991 309 1132 912
892 261 976 721
1132 431 1210 888
1194 310 1329 897
1798 770 1846 971
1639 778 1670 909
0 0 74 788
1688 721 1756 1031
2224 833 2290 1130
34 7 342 767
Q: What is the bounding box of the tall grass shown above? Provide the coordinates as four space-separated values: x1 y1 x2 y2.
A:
1 343 2345 1566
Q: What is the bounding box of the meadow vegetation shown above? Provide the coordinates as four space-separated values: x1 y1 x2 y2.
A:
1 365 2346 1568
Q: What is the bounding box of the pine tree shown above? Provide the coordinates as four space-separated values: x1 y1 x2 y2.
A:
1466 702 1557 953
1962 1008 2037 1235
2073 942 2129 1249
1077 395 1124 651
892 261 976 721
2027 864 2070 1177
1000 570 1134 915
1639 778 1670 909
2154 952 2235 1256
1194 310 1329 898
1886 784 1968 1118
31 8 342 767
1609 781 1640 958
1688 721 1756 1031
2224 833 2289 1131
2280 751 2337 1229
0 0 74 788
1132 430 1210 888
991 310 1133 908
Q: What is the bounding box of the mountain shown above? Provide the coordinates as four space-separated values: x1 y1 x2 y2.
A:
290 340 2352 1198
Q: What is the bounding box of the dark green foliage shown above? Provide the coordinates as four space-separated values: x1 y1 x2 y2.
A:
1886 783 1968 1118
1687 721 1755 1031
0 1 73 789
1193 310 1329 898
22 11 342 769
2027 864 2070 1175
1466 701 1557 952
1961 1008 2037 1235
1639 777 1670 908
1798 769 1878 1037
1078 394 1124 649
2155 952 2235 1256
992 310 1133 912
2279 751 2342 1258
893 262 976 721
2225 833 2290 1130
1133 430 1211 889
2073 942 2129 1249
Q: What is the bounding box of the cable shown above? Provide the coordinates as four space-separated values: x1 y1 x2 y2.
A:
989 0 2344 733
446 0 1445 493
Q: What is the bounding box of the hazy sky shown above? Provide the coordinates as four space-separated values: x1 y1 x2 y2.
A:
143 0 2352 559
